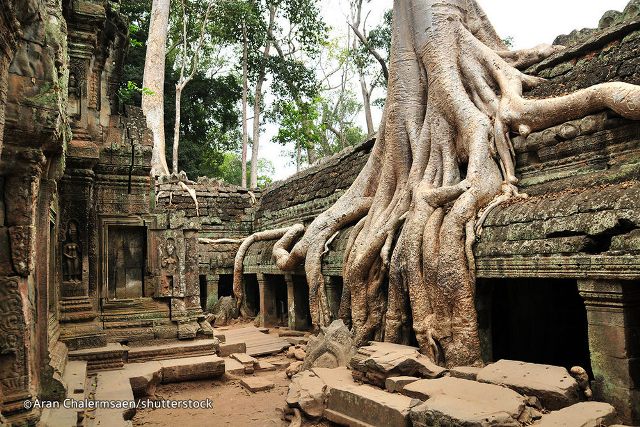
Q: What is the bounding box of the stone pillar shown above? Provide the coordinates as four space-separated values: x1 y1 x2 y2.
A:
325 276 342 322
257 273 276 327
207 273 219 308
578 280 640 424
285 274 296 330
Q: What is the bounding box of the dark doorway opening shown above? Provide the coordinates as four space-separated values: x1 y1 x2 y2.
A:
244 274 260 317
479 278 592 376
326 276 343 322
266 274 288 327
107 226 146 299
293 275 312 330
218 274 234 298
199 275 207 310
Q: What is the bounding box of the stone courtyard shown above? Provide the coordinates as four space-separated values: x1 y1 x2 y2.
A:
1 0 640 426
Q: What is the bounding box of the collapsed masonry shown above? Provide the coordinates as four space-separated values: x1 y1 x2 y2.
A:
0 0 639 426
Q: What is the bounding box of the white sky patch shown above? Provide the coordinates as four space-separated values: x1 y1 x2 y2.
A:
259 0 631 181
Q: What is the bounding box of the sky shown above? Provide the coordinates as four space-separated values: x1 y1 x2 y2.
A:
260 0 631 181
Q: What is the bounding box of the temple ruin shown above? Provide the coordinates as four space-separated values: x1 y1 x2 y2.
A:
0 0 640 426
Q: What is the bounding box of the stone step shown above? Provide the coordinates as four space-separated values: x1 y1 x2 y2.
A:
68 343 127 373
127 339 218 363
534 402 617 426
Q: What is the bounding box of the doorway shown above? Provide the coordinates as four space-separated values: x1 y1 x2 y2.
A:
107 226 146 299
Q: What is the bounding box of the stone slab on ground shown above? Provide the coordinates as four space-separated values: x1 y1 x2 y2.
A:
231 352 258 373
160 355 225 383
240 376 275 392
287 337 309 346
404 377 526 427
218 341 247 357
222 326 290 356
256 360 276 371
287 370 328 418
350 342 447 388
278 330 306 337
534 402 617 426
224 357 246 375
313 367 419 427
64 360 87 396
450 366 481 381
385 376 420 393
125 361 163 397
94 370 136 426
477 359 580 410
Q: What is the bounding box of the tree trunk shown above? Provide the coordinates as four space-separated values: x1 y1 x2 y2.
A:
142 0 171 177
241 25 249 188
172 84 183 174
236 0 640 368
250 5 276 189
359 75 374 137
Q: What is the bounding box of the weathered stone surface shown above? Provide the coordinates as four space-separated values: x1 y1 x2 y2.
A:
160 356 225 383
310 367 418 427
287 361 304 378
256 360 276 371
405 377 526 427
294 348 306 361
477 360 580 410
218 342 247 357
303 320 356 371
287 370 327 418
210 296 238 326
230 352 258 374
240 376 275 392
350 341 447 388
224 357 245 375
450 366 481 381
534 402 617 426
385 376 420 393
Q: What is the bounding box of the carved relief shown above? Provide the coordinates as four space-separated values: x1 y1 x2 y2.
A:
159 237 178 297
0 277 28 406
62 220 81 282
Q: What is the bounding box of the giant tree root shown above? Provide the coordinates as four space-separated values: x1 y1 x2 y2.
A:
233 0 640 367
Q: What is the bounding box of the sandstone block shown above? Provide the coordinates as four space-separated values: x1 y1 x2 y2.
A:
218 342 247 357
405 377 526 427
450 366 481 381
240 376 275 392
477 360 580 410
534 402 616 426
385 376 420 393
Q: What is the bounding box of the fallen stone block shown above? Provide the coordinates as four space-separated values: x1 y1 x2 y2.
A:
287 361 304 378
161 356 225 383
477 359 580 410
534 402 616 427
315 367 418 427
287 370 327 418
287 337 309 346
405 377 526 427
224 357 245 375
240 376 275 392
256 360 276 371
218 341 246 357
385 376 420 393
231 352 258 374
272 360 291 370
350 342 447 388
450 366 481 381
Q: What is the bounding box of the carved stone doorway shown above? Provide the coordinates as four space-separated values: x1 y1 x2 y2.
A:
107 226 146 299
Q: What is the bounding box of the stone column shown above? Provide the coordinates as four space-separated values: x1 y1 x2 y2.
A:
207 273 220 308
285 274 296 330
578 280 640 424
324 276 342 322
257 273 276 327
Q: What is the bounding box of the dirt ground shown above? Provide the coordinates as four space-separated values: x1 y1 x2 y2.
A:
132 366 290 426
132 321 328 427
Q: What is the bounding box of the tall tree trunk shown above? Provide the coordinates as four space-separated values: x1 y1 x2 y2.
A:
232 0 640 369
359 75 374 137
142 0 171 177
250 75 265 188
250 5 276 189
241 25 249 188
172 84 184 174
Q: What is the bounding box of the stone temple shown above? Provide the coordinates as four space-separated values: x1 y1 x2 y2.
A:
0 0 639 426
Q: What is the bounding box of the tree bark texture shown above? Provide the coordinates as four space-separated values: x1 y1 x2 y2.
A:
235 0 640 368
142 0 171 177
